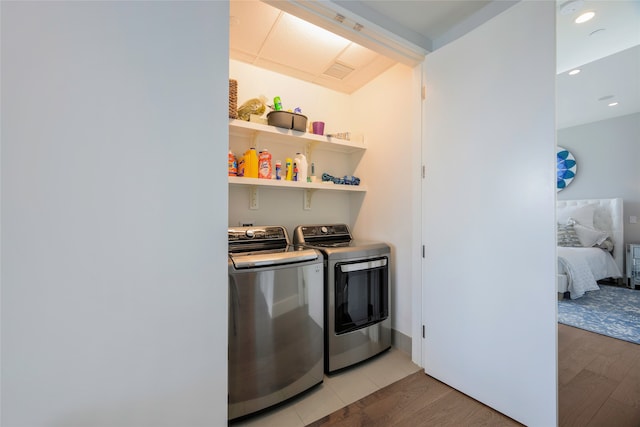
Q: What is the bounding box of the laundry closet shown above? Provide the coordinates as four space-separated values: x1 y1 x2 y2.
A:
227 1 421 419
228 0 422 355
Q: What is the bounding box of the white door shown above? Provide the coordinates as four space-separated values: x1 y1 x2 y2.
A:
421 2 557 426
2 2 229 425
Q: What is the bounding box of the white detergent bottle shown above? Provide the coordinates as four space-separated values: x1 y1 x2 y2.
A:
294 152 308 183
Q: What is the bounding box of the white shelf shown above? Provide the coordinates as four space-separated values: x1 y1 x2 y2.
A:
228 119 365 210
229 176 366 192
229 119 365 154
229 176 365 210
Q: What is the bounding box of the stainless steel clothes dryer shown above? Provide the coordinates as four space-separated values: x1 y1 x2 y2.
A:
293 224 391 374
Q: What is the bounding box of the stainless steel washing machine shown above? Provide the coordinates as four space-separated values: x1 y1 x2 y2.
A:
228 226 324 420
293 224 391 374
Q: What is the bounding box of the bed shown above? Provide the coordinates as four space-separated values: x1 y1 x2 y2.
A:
557 198 624 299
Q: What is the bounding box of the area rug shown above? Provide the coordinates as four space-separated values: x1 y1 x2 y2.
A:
558 285 640 344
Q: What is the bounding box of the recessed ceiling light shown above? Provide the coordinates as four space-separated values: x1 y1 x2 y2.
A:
575 11 595 24
608 102 619 107
568 69 581 75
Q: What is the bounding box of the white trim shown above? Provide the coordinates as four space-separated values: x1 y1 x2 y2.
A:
412 63 424 367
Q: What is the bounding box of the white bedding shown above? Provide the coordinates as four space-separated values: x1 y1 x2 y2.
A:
556 198 624 299
557 247 622 299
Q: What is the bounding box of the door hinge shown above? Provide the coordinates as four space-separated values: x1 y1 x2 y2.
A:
422 245 425 258
422 165 425 178
422 325 425 338
421 85 426 100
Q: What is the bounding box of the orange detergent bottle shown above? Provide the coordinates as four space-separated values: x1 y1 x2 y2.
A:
244 147 258 178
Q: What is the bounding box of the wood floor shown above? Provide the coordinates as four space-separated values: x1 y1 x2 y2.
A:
558 324 640 426
309 325 640 427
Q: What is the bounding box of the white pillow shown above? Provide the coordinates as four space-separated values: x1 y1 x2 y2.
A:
557 204 596 229
573 223 609 247
557 224 582 247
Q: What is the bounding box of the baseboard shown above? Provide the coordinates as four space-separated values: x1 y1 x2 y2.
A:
391 329 411 356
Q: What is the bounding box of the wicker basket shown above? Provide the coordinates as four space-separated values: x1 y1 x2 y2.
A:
229 79 238 119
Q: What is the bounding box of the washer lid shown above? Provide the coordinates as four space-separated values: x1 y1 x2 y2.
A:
229 247 319 269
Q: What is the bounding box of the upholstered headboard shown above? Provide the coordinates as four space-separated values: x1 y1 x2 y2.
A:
557 198 624 274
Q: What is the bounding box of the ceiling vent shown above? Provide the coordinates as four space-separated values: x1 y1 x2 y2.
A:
559 0 584 15
323 62 355 80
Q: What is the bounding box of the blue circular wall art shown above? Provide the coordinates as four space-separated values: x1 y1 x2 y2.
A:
557 146 577 192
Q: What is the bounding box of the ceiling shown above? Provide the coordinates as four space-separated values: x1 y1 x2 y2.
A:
230 0 640 128
555 0 640 128
229 0 399 94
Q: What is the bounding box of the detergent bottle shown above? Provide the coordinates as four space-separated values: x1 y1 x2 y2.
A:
245 147 258 178
237 153 245 177
285 157 293 181
294 152 308 183
228 151 237 176
274 160 282 180
258 149 272 179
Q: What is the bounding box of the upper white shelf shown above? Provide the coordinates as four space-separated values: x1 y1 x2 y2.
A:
228 119 365 154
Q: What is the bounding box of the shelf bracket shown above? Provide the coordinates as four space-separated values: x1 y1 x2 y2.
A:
249 186 259 210
250 132 259 149
304 142 312 161
303 189 316 210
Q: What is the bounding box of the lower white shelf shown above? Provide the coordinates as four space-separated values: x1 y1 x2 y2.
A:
229 176 365 210
228 176 366 192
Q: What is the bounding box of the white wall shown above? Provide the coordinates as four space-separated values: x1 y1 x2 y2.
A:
350 63 421 344
557 113 640 246
229 60 357 231
1 2 228 426
421 2 557 426
230 60 355 133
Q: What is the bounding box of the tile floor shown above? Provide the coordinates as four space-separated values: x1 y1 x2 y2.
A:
230 348 421 427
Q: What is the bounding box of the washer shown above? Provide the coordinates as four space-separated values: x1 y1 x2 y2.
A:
293 224 391 373
228 226 324 420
